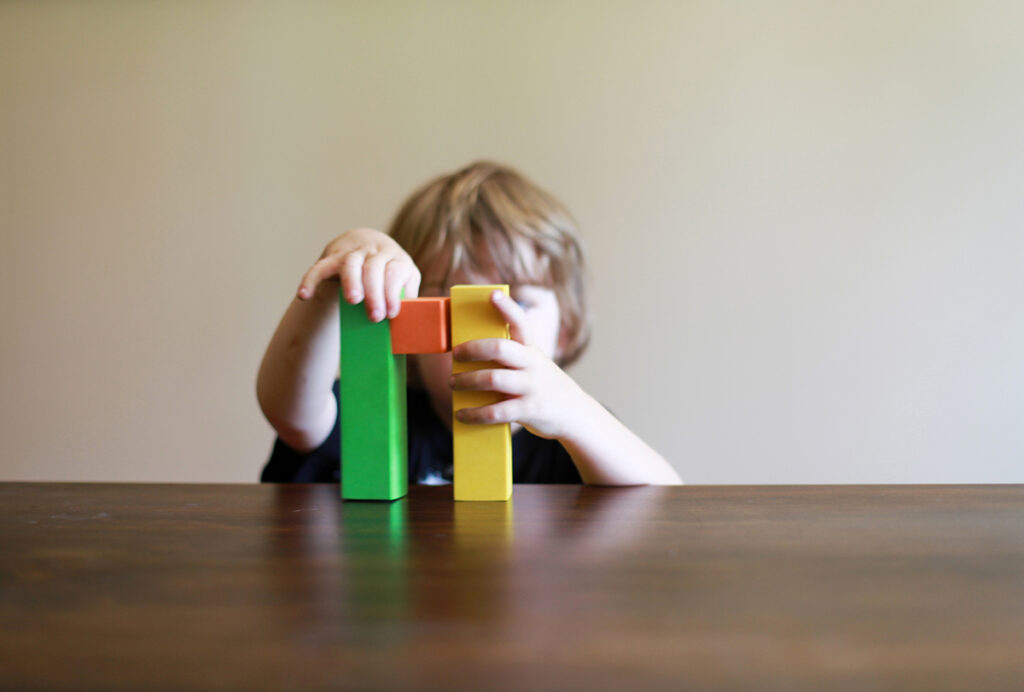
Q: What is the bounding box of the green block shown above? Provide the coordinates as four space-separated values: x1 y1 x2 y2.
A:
339 291 408 501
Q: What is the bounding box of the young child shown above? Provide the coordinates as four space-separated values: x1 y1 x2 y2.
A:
257 161 681 485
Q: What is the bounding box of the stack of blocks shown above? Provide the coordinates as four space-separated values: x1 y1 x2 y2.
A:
339 285 512 502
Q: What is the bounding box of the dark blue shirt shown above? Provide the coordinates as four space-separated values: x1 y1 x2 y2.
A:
261 381 582 485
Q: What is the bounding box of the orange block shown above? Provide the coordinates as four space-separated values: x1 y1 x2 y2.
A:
390 297 451 354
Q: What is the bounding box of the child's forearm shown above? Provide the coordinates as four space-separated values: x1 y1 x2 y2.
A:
256 281 340 451
447 289 682 485
258 228 421 452
559 395 683 486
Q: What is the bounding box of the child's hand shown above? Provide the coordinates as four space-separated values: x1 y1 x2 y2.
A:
296 228 420 322
449 290 597 441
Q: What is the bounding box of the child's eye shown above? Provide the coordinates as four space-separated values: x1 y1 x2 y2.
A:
511 285 547 310
511 294 536 310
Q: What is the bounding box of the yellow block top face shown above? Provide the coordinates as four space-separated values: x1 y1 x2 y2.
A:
450 285 512 501
449 285 510 347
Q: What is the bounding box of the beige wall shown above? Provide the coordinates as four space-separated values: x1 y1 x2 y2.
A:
2 2 1022 483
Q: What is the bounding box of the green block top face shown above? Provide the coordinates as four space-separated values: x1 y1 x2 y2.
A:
339 293 408 501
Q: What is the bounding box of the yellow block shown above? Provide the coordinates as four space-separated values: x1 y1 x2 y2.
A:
450 285 512 501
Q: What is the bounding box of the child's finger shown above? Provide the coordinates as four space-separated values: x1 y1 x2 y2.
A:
455 399 522 426
297 255 339 300
339 252 366 304
383 260 410 319
361 252 389 322
452 338 530 369
490 290 532 345
450 368 528 396
403 268 421 303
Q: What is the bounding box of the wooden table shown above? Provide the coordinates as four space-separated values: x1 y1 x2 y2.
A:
2 483 1023 690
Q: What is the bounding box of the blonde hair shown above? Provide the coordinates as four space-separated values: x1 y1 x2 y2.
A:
388 161 591 367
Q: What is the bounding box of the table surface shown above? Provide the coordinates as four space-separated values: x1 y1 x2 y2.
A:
2 483 1023 691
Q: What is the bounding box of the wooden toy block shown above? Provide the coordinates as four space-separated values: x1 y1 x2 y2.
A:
450 285 512 502
390 297 451 354
339 292 408 501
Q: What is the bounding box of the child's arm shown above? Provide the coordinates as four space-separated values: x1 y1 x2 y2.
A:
256 228 420 451
450 290 683 485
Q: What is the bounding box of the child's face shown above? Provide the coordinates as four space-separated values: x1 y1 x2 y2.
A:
413 253 563 431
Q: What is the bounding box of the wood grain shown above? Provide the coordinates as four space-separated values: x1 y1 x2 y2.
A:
2 483 1023 691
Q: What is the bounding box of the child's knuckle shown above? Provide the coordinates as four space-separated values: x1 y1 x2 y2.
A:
495 340 513 361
